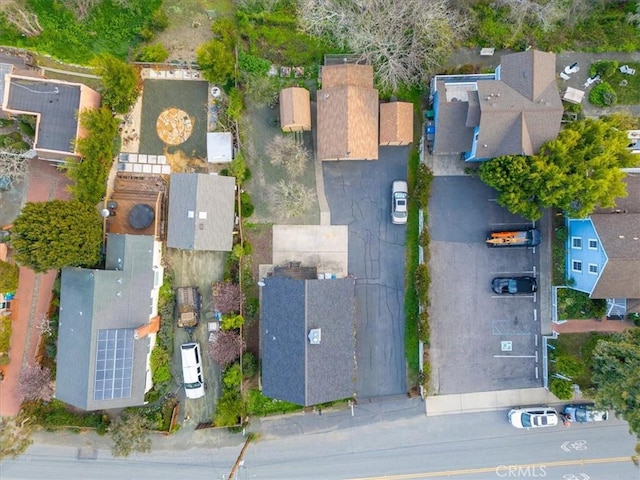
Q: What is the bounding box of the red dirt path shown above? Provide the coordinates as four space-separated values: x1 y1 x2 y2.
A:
0 161 71 417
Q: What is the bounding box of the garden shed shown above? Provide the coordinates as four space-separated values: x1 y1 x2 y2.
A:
279 87 311 132
206 132 233 163
379 102 414 146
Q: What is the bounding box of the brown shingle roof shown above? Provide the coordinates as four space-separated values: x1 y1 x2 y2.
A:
279 87 311 132
321 64 374 89
317 64 379 161
379 102 413 145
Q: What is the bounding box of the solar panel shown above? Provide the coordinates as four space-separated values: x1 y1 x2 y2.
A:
94 329 134 401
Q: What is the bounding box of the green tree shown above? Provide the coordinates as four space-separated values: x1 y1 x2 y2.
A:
68 107 120 205
480 115 637 220
108 410 152 457
91 53 140 114
592 328 640 439
10 200 102 273
196 39 235 85
0 260 19 292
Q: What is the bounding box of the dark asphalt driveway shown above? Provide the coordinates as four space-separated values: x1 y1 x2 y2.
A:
322 146 409 398
428 176 542 394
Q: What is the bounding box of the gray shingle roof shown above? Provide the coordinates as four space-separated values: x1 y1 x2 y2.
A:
6 77 80 154
434 50 562 158
167 173 236 251
55 234 157 411
261 276 356 406
589 175 640 299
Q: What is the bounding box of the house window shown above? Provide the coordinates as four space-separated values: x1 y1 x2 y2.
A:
571 237 582 249
588 239 598 250
572 260 582 272
588 263 598 274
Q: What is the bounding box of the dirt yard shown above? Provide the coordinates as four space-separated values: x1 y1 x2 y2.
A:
153 0 234 63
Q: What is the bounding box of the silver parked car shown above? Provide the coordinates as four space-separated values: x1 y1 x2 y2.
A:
562 404 608 423
391 180 408 225
508 406 558 429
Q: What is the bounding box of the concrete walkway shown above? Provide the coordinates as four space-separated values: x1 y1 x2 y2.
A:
426 387 559 416
0 160 71 417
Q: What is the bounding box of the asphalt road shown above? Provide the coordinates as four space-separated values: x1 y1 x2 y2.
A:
428 176 542 394
322 146 410 398
2 408 636 480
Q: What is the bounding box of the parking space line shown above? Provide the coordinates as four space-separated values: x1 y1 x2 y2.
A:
491 295 535 299
493 354 537 358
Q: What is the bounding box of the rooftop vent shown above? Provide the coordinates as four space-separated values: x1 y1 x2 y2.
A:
308 328 322 345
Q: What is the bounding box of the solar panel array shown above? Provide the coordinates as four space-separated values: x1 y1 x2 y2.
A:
94 329 134 401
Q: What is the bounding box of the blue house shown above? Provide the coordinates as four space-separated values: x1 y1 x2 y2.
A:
430 50 563 161
566 174 640 315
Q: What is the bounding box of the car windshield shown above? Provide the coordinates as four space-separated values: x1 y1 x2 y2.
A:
508 279 518 294
521 413 532 428
184 381 202 389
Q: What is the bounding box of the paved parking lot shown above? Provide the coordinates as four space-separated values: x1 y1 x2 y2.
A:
428 176 542 395
322 146 409 398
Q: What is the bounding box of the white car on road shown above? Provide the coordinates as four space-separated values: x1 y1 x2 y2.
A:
508 406 558 429
391 180 408 225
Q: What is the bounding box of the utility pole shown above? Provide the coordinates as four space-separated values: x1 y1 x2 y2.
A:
227 434 252 480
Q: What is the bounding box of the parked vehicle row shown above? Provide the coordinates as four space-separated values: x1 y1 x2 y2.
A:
508 403 609 429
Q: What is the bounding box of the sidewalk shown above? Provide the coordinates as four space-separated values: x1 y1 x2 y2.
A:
553 318 634 334
0 160 71 417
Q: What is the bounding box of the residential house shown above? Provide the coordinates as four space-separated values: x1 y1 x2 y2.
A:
279 87 311 132
431 49 563 161
565 174 640 316
55 234 163 411
260 275 356 406
167 173 236 251
379 102 413 146
1 69 101 161
317 64 379 161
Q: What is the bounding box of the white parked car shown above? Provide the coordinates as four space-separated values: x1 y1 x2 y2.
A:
391 180 408 225
508 406 558 429
180 342 205 399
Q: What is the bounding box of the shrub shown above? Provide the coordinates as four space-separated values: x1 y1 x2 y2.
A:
212 282 243 314
214 390 244 427
589 82 617 107
242 352 257 378
0 260 19 292
589 60 619 79
226 88 244 122
135 44 169 63
240 191 254 218
413 164 434 210
10 141 30 152
0 317 12 354
238 52 271 77
222 363 243 389
550 378 574 400
556 355 584 378
18 117 35 137
418 310 430 344
414 264 430 307
246 388 301 416
149 345 171 385
221 314 244 331
21 399 107 431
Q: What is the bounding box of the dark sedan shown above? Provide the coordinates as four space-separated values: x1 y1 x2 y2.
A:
492 277 537 295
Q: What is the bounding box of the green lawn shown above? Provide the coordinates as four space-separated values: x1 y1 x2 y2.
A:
608 62 640 104
550 332 612 392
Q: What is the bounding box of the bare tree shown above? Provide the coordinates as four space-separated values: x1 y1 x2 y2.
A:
212 282 243 314
297 0 468 91
0 414 33 460
0 148 30 185
271 180 315 219
209 330 244 366
0 1 43 37
61 0 100 21
17 364 54 402
265 135 309 178
496 0 567 33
